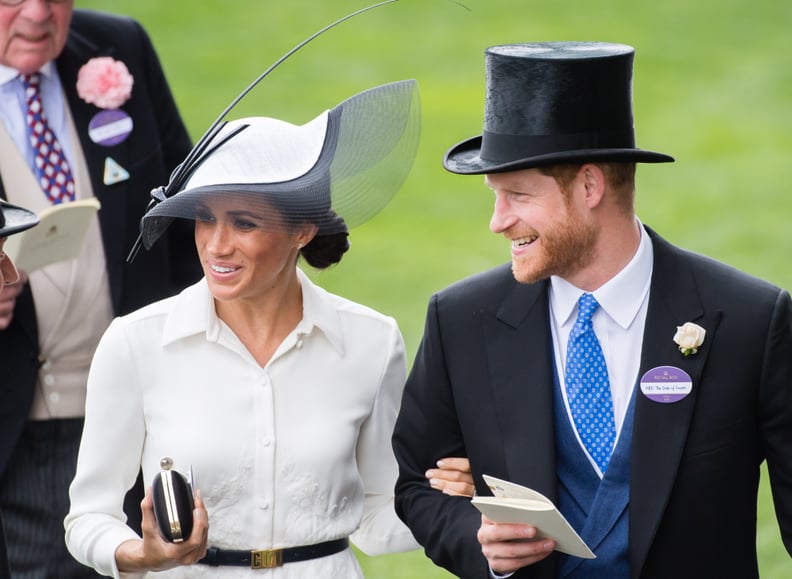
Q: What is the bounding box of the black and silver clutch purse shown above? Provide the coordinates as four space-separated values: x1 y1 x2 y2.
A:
151 457 194 543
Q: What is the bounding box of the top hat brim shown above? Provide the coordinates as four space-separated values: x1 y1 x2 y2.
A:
0 201 39 238
443 135 674 175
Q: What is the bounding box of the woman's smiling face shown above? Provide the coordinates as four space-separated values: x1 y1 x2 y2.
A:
194 196 314 305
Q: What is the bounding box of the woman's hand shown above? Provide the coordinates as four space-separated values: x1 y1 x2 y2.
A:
426 457 475 497
115 486 209 573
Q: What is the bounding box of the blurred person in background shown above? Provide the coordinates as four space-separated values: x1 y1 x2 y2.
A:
0 1 201 576
0 199 39 579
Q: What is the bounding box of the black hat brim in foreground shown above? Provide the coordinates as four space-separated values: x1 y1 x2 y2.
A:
0 201 39 237
444 135 675 175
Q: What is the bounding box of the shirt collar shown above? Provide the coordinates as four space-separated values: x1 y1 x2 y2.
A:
161 269 346 356
0 61 55 86
293 268 345 356
161 279 214 345
550 219 654 329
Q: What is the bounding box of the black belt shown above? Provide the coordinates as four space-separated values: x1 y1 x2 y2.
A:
199 537 349 569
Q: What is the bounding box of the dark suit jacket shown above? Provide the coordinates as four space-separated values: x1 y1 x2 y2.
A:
0 10 201 475
393 227 792 578
0 511 7 579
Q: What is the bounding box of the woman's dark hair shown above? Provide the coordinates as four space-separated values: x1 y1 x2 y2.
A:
299 210 350 269
257 181 350 269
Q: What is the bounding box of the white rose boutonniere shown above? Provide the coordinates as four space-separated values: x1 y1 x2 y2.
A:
673 322 706 356
76 57 134 109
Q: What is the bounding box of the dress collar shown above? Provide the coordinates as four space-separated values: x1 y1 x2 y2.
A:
161 269 345 356
293 268 345 356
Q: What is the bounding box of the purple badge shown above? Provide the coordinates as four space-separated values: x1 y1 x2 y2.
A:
88 109 133 146
639 365 692 403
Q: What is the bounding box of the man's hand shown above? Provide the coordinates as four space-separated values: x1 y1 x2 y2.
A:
478 515 555 575
0 270 26 329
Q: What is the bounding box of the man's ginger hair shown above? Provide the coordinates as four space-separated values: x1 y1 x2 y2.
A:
539 162 636 214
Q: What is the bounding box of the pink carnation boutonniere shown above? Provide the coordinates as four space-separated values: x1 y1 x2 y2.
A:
673 322 706 356
76 57 134 110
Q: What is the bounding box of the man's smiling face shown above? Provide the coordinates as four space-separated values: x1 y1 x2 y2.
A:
486 167 598 285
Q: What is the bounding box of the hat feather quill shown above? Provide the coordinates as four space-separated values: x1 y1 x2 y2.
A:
128 0 403 263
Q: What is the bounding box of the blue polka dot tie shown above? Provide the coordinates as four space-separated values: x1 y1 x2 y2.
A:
565 293 616 474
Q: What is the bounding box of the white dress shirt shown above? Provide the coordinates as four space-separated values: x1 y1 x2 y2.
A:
490 222 654 579
0 62 75 171
549 221 654 477
65 270 418 578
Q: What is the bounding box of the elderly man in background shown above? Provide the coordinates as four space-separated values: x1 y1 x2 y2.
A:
0 199 39 579
0 1 201 576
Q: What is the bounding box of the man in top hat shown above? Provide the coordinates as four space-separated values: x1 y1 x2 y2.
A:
392 42 792 578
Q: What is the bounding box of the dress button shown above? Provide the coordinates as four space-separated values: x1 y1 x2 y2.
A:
43 374 55 386
48 392 60 404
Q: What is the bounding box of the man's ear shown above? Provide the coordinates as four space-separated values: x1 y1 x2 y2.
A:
579 163 606 208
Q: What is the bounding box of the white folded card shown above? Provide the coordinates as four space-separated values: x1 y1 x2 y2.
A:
471 474 595 559
4 198 101 272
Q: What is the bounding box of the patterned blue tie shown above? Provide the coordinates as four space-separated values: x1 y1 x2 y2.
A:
565 293 616 473
21 73 76 205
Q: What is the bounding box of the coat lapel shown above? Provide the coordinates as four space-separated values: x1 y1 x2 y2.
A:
629 229 722 576
474 230 722 575
482 277 559 500
56 27 104 178
55 30 132 311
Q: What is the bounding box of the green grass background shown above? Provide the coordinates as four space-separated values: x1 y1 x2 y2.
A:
78 0 792 576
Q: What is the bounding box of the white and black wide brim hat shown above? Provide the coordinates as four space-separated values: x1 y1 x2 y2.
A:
0 200 39 238
140 79 420 250
444 42 674 175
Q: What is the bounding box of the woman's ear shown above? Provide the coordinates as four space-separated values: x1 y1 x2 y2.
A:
296 224 319 249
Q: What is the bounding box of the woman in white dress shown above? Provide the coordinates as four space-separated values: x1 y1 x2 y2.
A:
64 80 470 578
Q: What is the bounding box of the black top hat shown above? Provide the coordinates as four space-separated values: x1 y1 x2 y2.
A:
444 42 674 174
0 200 39 238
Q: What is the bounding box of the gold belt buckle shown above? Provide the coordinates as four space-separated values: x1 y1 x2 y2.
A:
251 548 283 569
